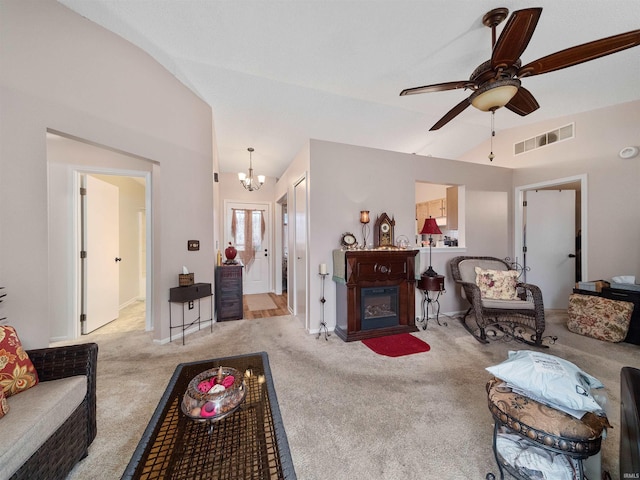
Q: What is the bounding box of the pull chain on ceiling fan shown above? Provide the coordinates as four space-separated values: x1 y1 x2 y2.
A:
400 7 640 132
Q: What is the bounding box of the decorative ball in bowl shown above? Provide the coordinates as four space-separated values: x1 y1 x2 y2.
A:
181 366 247 422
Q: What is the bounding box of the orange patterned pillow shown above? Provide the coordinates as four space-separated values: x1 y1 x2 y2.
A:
0 388 8 418
0 326 39 397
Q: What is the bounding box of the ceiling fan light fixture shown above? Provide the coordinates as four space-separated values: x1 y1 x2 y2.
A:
470 79 520 111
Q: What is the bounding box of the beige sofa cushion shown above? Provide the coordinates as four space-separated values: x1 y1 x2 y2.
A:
0 375 87 479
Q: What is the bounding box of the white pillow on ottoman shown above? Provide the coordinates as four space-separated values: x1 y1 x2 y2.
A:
486 350 604 415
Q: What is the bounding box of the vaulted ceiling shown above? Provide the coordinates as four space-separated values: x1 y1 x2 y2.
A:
59 0 640 177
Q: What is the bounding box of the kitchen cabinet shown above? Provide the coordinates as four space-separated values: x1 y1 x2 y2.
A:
446 186 458 230
416 201 429 231
416 197 446 232
428 199 446 218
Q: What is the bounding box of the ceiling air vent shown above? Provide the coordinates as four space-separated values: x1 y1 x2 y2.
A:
514 123 574 156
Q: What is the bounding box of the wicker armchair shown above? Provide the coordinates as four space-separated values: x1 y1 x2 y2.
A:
10 342 98 480
449 256 546 346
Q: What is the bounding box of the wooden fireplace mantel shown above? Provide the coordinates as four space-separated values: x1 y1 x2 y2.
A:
334 249 419 342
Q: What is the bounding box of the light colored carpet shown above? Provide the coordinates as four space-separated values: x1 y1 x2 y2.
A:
245 293 277 311
61 303 638 479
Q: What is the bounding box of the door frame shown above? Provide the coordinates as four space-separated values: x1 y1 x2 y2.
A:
514 174 588 283
223 200 272 294
293 174 309 330
274 193 287 297
71 167 153 338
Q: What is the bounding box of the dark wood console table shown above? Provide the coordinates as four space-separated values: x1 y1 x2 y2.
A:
169 283 213 345
333 249 418 342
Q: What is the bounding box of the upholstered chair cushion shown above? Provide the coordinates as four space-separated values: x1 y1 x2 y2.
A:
487 377 609 457
567 293 633 343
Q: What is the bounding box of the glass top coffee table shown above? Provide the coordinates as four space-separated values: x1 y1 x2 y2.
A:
122 352 297 479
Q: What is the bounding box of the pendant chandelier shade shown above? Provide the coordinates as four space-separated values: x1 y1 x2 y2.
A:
238 147 265 192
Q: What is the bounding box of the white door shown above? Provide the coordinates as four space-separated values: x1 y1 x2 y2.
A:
294 178 307 325
226 202 271 294
82 175 120 333
524 190 575 309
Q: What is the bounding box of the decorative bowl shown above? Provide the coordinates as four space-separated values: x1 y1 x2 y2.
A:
181 366 246 422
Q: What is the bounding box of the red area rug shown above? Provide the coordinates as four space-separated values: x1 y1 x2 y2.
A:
361 333 430 357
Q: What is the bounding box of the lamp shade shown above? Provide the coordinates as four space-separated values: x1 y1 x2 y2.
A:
420 217 442 235
360 210 370 224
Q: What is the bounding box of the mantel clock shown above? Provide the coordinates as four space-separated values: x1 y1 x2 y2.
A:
373 212 395 247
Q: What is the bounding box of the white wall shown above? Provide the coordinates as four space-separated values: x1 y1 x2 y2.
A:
0 1 214 347
460 100 640 282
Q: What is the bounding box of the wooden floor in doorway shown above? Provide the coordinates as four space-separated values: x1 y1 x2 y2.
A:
243 292 289 319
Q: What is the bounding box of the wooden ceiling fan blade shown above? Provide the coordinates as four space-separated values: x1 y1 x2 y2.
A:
429 98 471 131
505 87 540 116
400 80 473 96
518 29 640 77
491 8 542 70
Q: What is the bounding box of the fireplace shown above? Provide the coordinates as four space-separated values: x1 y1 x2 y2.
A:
334 249 418 341
361 286 399 330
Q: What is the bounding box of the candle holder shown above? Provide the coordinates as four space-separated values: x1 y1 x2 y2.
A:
317 272 330 340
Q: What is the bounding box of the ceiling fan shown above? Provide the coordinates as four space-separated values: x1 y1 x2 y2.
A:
400 7 640 131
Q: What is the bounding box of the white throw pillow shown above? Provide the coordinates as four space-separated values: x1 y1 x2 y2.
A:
486 350 604 413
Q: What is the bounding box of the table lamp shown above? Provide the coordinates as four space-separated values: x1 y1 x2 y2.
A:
420 216 442 277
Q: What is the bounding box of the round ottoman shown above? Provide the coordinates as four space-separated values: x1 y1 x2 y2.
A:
485 377 610 480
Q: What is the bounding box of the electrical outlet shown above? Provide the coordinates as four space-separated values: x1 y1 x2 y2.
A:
188 301 194 310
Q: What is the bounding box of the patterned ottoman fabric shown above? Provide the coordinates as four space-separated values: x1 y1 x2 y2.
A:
567 293 633 343
486 377 610 457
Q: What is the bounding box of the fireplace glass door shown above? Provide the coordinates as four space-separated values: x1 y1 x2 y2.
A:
360 286 399 330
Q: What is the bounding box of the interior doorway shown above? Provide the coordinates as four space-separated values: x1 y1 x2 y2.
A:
515 175 587 310
78 172 150 334
47 132 154 341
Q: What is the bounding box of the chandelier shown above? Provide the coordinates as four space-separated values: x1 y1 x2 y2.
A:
238 147 265 191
